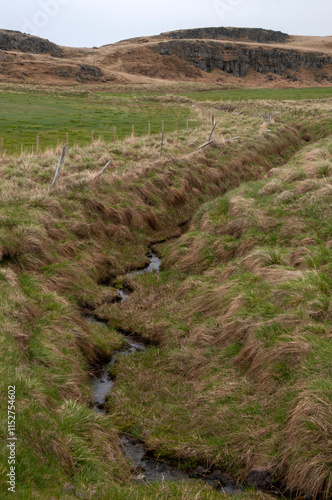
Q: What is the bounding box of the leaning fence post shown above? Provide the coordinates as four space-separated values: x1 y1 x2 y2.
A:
93 160 112 180
208 122 217 142
50 146 67 189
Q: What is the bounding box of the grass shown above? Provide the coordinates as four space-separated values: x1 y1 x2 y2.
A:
0 87 331 498
181 87 332 102
0 88 196 155
103 135 332 498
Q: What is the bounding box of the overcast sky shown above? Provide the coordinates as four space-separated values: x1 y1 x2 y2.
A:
2 0 332 48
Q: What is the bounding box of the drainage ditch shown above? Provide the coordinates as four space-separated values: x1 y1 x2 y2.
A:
84 249 245 494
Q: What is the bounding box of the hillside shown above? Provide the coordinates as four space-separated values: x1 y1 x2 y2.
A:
0 27 331 86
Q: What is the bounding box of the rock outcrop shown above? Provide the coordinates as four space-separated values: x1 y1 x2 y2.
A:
0 29 63 57
152 40 332 77
162 27 290 44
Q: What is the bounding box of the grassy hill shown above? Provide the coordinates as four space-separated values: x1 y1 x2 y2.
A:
0 27 331 86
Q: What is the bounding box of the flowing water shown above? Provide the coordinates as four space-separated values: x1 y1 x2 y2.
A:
86 250 242 492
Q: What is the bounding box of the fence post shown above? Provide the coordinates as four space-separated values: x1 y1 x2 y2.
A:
186 118 189 131
66 132 69 148
36 135 39 155
148 122 151 137
51 146 67 189
175 120 178 133
114 126 116 143
91 130 94 146
1 138 3 160
132 124 135 138
160 130 164 158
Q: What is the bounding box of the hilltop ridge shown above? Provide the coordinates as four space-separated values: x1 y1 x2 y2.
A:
0 26 331 86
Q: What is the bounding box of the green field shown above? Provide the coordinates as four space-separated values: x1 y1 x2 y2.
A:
181 86 332 101
0 90 195 155
1 86 331 155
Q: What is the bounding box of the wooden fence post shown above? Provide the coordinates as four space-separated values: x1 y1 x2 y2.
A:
208 122 217 142
148 122 151 137
91 130 94 146
66 132 69 148
51 146 67 189
186 118 189 131
114 126 116 142
160 131 164 158
175 120 178 133
36 135 39 155
132 124 135 138
94 160 112 180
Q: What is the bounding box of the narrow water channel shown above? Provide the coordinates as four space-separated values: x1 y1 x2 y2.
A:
85 250 242 493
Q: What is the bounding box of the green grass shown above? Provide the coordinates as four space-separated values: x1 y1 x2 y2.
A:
0 89 331 498
102 135 332 498
0 90 196 154
181 87 332 101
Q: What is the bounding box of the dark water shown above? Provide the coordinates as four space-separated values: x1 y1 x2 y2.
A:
129 251 161 276
86 251 241 493
87 316 145 413
117 251 162 303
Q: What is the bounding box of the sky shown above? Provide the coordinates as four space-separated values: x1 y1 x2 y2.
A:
1 0 332 48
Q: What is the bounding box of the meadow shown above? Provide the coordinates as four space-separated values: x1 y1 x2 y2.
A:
1 85 331 155
0 87 195 155
0 84 331 499
181 86 332 102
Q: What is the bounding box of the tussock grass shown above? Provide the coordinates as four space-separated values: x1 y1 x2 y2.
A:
0 92 331 498
105 136 332 498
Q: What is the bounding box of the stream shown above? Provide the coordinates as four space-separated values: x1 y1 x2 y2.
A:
85 250 242 494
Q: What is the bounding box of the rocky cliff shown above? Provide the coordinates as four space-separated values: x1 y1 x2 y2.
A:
153 40 332 77
0 29 63 57
162 27 290 44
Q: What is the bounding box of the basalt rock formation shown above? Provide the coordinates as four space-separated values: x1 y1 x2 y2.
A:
162 27 290 44
153 40 332 77
0 29 63 57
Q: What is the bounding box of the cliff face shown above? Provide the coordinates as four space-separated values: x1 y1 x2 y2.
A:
153 40 332 77
162 27 290 44
0 29 63 57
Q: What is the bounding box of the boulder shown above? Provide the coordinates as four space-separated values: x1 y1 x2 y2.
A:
245 469 273 490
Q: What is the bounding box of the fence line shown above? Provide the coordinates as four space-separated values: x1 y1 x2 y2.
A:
0 118 198 160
